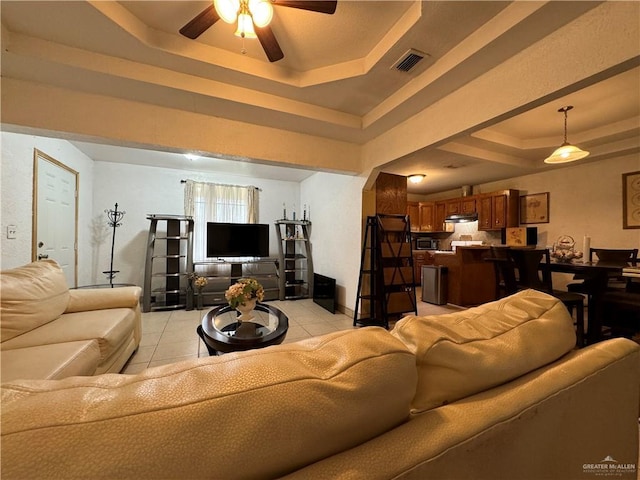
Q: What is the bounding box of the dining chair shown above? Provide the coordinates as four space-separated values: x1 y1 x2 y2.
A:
508 248 585 347
601 278 640 340
488 246 518 298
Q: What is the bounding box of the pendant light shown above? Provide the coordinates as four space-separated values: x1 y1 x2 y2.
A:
544 106 589 164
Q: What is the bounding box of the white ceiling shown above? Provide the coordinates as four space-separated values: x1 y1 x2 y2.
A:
1 1 639 193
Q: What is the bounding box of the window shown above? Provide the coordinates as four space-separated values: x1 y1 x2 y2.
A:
184 180 259 262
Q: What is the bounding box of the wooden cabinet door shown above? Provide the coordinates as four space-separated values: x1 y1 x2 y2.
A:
434 202 447 231
493 194 508 229
407 202 419 231
446 200 461 215
418 202 434 231
478 196 493 230
461 198 476 214
413 252 426 285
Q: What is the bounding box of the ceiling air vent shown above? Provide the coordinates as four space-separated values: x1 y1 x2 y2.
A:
392 49 428 72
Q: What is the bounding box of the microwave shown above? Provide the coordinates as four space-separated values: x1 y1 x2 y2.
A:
416 238 438 250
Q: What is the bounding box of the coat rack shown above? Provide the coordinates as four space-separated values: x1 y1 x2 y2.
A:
103 203 125 287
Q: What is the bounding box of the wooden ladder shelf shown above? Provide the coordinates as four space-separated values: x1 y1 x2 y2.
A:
354 214 417 329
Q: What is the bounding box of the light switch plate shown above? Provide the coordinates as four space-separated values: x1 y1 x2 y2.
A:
7 225 17 239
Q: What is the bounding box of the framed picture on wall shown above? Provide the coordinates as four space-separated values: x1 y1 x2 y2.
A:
519 192 549 224
622 170 640 229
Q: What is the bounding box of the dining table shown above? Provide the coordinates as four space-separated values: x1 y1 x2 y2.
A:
544 259 632 344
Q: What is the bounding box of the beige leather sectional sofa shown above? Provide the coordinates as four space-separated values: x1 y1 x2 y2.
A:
1 287 638 479
1 260 141 383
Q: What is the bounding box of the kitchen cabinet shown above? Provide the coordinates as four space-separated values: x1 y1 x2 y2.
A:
407 201 419 231
407 201 435 231
418 202 435 231
461 197 476 215
477 189 519 231
433 247 496 306
412 250 435 285
446 199 461 216
434 202 447 231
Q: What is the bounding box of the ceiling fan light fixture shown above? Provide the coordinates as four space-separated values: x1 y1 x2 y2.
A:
249 0 273 27
235 12 257 38
544 105 589 164
214 0 239 24
408 174 425 184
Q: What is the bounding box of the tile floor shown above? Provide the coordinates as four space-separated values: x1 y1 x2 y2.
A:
122 298 460 374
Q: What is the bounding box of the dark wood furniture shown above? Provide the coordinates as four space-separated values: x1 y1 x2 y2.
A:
508 248 585 347
433 247 495 306
601 275 640 339
487 246 517 299
544 259 630 345
568 248 638 293
197 302 289 355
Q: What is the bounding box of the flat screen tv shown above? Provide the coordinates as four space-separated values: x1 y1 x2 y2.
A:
206 222 269 258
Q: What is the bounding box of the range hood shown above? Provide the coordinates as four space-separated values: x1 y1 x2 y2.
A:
445 212 478 223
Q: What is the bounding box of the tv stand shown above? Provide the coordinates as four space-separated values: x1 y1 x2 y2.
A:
193 257 280 306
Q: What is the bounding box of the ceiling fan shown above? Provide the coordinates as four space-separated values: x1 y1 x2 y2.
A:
179 0 338 63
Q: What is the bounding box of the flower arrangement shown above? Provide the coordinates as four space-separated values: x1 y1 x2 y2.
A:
194 276 208 289
188 272 208 290
225 277 264 309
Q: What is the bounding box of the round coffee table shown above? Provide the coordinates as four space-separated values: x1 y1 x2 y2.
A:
197 302 289 355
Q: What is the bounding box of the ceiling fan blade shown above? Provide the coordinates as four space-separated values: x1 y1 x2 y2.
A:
179 5 220 39
256 25 284 63
273 1 337 15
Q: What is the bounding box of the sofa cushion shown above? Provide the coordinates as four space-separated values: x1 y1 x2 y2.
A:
1 340 101 382
391 289 577 413
0 260 70 343
1 328 417 480
0 308 136 362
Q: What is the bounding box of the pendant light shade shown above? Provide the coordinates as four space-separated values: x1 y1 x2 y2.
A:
544 106 589 164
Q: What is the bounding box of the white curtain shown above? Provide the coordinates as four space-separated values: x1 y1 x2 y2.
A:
184 180 260 262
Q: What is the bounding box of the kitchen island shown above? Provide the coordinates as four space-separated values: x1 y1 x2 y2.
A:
433 246 496 307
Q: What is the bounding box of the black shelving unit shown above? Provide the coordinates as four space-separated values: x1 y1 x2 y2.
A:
143 215 194 312
354 214 416 329
275 220 313 300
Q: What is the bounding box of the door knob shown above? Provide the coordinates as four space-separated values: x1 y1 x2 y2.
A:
38 254 49 260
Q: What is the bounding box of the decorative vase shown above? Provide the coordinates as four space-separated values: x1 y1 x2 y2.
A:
186 284 194 311
236 297 257 320
196 288 204 310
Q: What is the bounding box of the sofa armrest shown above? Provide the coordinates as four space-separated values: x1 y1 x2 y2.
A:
65 287 142 313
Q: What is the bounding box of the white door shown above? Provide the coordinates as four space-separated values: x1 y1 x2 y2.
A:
34 149 78 287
